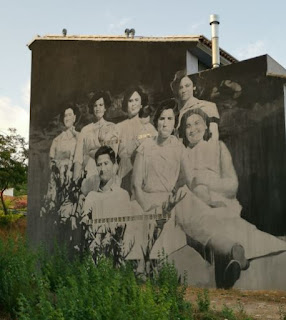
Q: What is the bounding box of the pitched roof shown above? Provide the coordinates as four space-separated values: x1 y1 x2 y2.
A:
28 34 238 64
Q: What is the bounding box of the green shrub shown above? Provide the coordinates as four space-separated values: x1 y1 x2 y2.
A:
151 258 192 319
4 241 192 320
196 288 210 312
221 304 237 320
0 236 39 316
0 236 254 320
0 213 24 226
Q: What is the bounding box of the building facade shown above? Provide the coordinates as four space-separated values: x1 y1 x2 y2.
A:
27 35 286 289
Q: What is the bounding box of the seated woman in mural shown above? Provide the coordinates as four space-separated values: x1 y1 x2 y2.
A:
171 69 220 140
175 107 286 288
177 108 235 208
132 98 188 212
73 91 119 192
129 98 189 261
117 86 157 193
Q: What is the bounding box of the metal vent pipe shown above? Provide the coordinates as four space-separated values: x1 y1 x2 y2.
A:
210 14 220 68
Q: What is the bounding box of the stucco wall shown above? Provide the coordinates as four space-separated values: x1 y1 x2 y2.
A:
27 40 286 290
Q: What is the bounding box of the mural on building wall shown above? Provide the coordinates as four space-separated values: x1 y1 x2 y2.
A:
31 51 286 290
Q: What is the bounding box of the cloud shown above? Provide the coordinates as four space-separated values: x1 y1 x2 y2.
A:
0 96 29 141
21 80 30 108
234 40 266 61
109 17 133 33
188 20 204 33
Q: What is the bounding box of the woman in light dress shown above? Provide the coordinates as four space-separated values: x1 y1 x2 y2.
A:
49 106 79 188
73 91 118 183
128 98 188 260
132 98 187 212
117 86 157 193
42 106 79 221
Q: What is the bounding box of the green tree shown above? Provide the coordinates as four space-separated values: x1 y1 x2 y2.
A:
0 129 28 215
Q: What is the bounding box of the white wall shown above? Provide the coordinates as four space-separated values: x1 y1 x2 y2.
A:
3 188 14 196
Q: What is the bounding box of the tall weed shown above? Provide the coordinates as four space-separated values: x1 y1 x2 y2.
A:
0 236 39 316
10 242 192 320
0 236 253 320
197 288 210 312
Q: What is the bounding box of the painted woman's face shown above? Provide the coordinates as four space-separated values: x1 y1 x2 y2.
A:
157 109 175 139
93 97 106 120
64 108 76 128
178 76 193 102
185 114 207 145
127 91 142 118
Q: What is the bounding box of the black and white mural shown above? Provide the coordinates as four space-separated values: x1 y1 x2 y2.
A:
28 41 286 290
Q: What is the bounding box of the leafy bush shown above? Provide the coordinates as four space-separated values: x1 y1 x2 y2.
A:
0 236 254 320
0 236 39 316
0 236 193 319
197 288 210 312
151 258 192 319
0 213 24 226
14 183 28 197
13 197 27 210
0 196 27 217
16 254 192 319
221 304 237 320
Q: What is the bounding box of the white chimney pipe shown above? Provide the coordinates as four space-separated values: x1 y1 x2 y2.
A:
210 14 220 68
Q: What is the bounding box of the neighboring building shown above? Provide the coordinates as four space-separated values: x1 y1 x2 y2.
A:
27 34 286 290
3 188 14 196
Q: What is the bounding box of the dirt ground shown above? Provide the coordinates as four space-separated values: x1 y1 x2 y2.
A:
1 289 285 320
185 287 286 319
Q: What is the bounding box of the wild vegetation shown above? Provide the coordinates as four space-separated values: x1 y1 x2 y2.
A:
0 195 27 239
0 129 28 215
0 218 261 320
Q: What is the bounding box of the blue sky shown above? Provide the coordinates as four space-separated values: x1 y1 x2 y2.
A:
0 0 285 140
